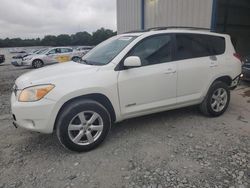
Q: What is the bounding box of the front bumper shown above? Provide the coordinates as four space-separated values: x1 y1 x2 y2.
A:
21 59 33 66
11 93 56 134
11 59 32 67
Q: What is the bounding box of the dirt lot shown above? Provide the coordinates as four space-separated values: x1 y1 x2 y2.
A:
0 49 249 188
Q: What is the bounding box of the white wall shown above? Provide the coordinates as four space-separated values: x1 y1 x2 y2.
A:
145 0 213 29
117 0 214 33
117 0 142 34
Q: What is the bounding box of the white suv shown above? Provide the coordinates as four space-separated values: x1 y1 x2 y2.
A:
11 29 242 152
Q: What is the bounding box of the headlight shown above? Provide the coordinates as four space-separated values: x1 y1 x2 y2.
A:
19 84 55 102
24 57 33 61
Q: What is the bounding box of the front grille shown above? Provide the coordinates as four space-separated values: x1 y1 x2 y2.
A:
12 84 18 96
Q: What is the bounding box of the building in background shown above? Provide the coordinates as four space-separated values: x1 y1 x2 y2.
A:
117 0 250 55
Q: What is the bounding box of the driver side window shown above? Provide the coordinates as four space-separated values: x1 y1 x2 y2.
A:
128 34 173 66
48 49 57 55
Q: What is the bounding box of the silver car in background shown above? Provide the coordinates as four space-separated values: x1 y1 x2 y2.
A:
13 47 85 68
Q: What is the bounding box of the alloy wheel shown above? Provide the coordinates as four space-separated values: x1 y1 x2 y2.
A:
68 111 104 146
210 88 228 112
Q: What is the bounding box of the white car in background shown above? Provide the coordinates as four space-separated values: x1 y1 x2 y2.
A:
20 47 74 68
11 28 241 152
18 47 85 68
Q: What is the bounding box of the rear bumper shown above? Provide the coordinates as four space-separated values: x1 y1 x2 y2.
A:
230 74 241 90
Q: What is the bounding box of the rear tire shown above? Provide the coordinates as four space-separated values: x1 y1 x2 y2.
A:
200 81 230 117
56 99 111 152
32 59 43 69
72 56 81 62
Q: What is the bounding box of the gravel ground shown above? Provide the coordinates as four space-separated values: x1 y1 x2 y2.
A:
0 49 249 188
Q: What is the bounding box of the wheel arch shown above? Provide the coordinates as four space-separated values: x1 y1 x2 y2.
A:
202 75 233 101
54 93 116 130
213 75 232 86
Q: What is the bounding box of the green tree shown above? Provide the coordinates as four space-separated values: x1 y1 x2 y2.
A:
41 35 57 46
91 28 116 45
0 28 117 47
71 32 92 45
56 34 71 46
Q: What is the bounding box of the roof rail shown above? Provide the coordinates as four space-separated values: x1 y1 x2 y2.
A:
124 29 147 34
123 26 211 34
147 26 211 31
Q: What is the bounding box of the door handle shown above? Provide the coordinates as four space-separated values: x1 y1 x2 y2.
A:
164 68 176 74
210 62 218 67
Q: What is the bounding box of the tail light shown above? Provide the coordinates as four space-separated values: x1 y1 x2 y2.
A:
233 53 242 63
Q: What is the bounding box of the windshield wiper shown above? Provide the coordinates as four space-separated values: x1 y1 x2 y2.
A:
81 59 102 66
81 59 94 65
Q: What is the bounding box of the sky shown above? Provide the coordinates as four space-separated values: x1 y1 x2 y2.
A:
0 0 117 39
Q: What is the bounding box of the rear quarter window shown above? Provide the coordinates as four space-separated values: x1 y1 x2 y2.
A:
208 36 225 56
175 34 225 61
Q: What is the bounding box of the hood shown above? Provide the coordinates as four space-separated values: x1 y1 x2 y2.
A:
15 61 99 89
23 54 43 59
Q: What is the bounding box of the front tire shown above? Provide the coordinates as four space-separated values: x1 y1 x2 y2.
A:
200 81 230 117
56 99 111 152
32 59 43 69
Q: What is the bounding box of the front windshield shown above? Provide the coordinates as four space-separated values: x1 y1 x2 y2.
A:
37 48 48 54
81 35 137 65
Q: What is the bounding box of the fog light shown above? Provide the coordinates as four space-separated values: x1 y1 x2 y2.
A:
240 74 244 78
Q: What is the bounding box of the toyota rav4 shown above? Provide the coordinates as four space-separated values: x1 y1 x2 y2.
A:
11 28 242 152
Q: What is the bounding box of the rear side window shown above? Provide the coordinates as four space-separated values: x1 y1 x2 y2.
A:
208 36 225 55
175 34 225 61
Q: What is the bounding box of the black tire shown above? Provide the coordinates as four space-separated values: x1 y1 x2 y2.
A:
56 99 111 152
71 56 81 62
32 59 43 69
200 81 230 117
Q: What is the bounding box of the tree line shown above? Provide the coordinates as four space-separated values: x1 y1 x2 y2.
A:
0 28 116 47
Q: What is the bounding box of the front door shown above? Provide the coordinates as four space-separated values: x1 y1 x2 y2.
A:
45 48 60 64
118 34 177 118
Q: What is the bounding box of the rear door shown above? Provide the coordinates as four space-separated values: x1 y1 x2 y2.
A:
174 33 225 104
56 48 73 63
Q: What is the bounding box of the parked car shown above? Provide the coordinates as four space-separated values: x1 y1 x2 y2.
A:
12 53 28 59
11 28 241 152
9 49 27 54
70 46 94 62
241 55 250 81
12 47 78 68
76 46 93 53
11 48 48 67
0 54 5 64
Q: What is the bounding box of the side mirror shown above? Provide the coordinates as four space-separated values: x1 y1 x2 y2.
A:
124 56 142 68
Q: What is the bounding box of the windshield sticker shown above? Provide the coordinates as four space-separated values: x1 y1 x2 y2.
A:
119 37 133 41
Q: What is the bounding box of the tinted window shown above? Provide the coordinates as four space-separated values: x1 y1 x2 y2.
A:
128 34 173 66
175 34 225 61
208 36 225 55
